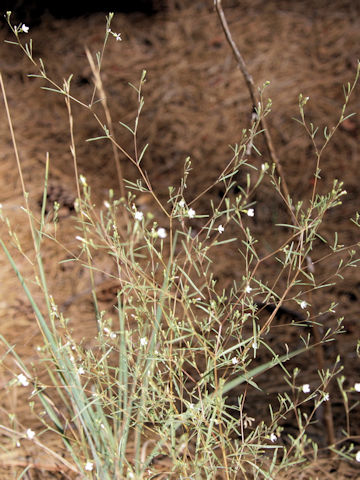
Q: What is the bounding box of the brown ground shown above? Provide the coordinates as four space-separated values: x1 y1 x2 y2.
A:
0 0 359 478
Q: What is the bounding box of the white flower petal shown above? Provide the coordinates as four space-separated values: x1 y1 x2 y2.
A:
17 373 29 387
187 208 195 219
270 433 277 442
26 428 35 440
140 337 148 347
85 461 94 471
302 384 310 394
157 227 167 238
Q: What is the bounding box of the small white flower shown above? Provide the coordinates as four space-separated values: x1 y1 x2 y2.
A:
140 337 148 347
356 451 360 462
179 199 185 208
115 33 122 41
270 433 277 442
231 357 239 365
302 384 311 394
104 200 110 208
134 211 144 221
85 461 94 471
21 24 29 33
323 393 330 401
78 366 85 375
157 227 167 239
187 208 196 219
300 300 307 309
245 285 252 294
16 441 21 447
79 175 87 186
252 341 258 350
247 208 254 217
217 225 225 234
26 428 35 440
17 373 29 387
354 383 360 392
188 403 194 410
110 332 117 339
76 236 85 242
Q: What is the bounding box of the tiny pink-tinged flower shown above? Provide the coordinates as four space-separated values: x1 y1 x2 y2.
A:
21 24 29 33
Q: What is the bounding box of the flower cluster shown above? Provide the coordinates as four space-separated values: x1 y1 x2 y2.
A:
107 29 122 41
